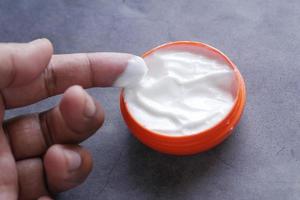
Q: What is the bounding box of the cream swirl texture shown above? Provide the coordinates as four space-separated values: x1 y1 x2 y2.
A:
124 46 237 136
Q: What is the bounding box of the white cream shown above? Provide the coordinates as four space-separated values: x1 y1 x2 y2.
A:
124 46 237 136
113 56 148 88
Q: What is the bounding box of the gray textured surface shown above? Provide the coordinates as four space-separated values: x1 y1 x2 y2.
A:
1 0 300 199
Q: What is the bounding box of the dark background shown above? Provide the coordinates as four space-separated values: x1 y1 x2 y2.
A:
1 0 300 199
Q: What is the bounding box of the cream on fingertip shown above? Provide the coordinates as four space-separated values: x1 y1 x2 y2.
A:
113 56 148 88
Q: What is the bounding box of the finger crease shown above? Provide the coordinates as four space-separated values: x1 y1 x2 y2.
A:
43 63 57 97
39 111 54 147
85 53 96 87
5 52 17 88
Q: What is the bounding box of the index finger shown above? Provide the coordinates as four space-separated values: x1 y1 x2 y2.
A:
2 52 147 108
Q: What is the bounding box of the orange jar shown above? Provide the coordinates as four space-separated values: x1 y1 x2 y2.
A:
120 41 246 155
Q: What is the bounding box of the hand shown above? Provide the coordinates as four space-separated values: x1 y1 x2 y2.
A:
0 39 135 200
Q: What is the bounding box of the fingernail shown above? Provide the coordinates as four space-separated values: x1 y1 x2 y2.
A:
113 55 148 88
84 95 96 117
63 149 82 171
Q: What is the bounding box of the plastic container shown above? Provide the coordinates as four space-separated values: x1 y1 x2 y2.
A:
120 41 246 155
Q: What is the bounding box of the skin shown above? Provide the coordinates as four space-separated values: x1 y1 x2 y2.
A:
0 38 132 200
